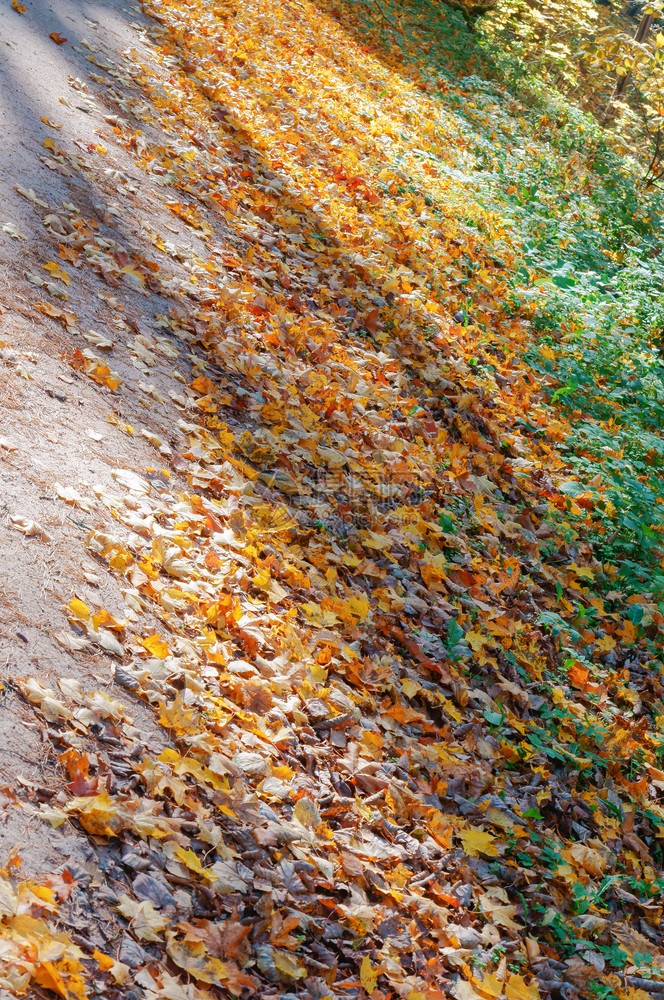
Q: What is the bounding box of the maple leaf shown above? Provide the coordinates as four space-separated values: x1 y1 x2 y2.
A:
140 634 170 658
117 895 168 941
44 261 71 285
504 974 541 1000
32 959 87 1000
567 661 589 688
36 302 78 331
67 792 125 837
158 696 198 733
360 955 378 992
458 828 500 858
178 916 252 961
465 630 491 652
166 939 230 986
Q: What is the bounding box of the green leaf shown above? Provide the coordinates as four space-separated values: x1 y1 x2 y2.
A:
484 709 504 726
628 604 644 625
438 512 456 532
446 619 464 649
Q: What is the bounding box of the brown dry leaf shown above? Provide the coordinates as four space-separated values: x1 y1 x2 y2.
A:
166 939 229 986
292 796 321 828
10 515 53 542
36 301 78 330
117 896 168 941
55 482 94 512
560 843 607 877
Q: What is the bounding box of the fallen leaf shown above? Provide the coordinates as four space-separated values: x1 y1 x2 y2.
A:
458 828 500 858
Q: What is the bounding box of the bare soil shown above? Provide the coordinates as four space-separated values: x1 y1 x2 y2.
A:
0 0 208 878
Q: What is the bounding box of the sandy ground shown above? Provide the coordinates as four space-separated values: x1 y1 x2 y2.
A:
0 0 211 876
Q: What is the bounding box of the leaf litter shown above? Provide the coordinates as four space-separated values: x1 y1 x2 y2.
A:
1 1 664 1000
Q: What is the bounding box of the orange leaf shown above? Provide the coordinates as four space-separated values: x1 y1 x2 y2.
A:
568 661 589 688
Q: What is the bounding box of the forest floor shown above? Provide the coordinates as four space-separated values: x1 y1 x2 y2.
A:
0 1 664 1000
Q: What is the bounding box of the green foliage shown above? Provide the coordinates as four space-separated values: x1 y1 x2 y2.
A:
374 0 664 602
521 162 664 595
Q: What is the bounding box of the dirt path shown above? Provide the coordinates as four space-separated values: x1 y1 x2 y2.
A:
0 0 206 875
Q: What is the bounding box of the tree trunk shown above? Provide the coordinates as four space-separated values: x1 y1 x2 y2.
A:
440 0 498 31
604 11 654 121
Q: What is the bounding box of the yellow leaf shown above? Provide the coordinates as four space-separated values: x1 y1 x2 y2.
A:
362 530 392 551
120 266 145 287
68 793 123 837
347 594 370 620
466 630 490 652
486 904 522 930
504 973 541 1000
274 949 307 980
33 960 87 1000
458 828 499 858
92 951 129 985
595 633 616 653
157 696 197 733
166 940 228 986
300 601 338 626
360 730 384 758
477 973 504 998
116 895 167 941
139 634 169 658
37 804 69 827
310 660 328 684
569 562 594 581
293 796 321 828
401 677 421 699
485 806 516 831
173 846 212 878
68 598 90 621
360 954 378 993
441 696 463 722
617 619 638 644
453 985 485 1000
43 261 71 285
428 810 454 848
30 885 56 906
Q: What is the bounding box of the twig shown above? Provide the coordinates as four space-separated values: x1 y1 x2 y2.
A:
624 977 664 994
644 128 664 188
369 0 395 28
